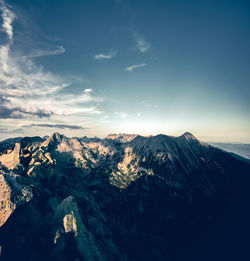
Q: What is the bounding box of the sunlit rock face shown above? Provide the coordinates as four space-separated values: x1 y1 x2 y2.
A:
0 171 32 227
0 143 21 170
0 132 250 260
52 196 104 261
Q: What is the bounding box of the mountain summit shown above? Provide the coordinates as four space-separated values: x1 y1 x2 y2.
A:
41 132 64 148
0 132 250 261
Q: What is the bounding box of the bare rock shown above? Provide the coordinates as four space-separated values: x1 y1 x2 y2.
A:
53 196 104 261
0 143 21 170
0 172 33 227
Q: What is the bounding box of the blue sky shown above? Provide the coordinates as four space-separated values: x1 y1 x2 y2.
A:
0 0 250 142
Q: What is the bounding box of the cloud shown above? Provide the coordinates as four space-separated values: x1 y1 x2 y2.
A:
22 123 85 130
0 127 23 134
25 45 65 58
115 112 129 119
94 50 117 60
125 63 147 72
0 0 15 41
134 34 151 53
0 104 52 119
0 1 103 131
83 88 92 93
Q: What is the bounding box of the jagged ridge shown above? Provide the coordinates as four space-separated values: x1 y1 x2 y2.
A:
0 132 250 261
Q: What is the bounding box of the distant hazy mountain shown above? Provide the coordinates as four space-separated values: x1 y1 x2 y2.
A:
106 133 139 143
209 142 250 159
0 132 250 261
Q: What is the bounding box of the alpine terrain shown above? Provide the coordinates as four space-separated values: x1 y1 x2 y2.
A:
0 132 250 261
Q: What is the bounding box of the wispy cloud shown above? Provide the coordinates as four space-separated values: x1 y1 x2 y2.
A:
125 63 147 72
0 127 23 134
134 33 151 53
0 1 103 134
22 123 85 130
83 88 92 93
25 45 65 58
115 112 129 119
94 50 117 60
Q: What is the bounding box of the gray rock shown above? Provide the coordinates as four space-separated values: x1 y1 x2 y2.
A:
53 196 104 261
0 171 33 227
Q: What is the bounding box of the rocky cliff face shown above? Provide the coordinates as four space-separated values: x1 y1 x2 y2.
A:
0 132 250 261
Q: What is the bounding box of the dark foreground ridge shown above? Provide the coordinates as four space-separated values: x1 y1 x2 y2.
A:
0 132 250 261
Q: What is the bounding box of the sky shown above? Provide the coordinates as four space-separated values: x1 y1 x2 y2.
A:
0 0 250 142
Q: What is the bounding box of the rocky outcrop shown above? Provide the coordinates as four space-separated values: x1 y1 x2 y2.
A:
52 196 104 261
0 143 21 170
0 171 33 227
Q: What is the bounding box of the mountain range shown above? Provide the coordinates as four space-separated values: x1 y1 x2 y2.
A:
0 132 250 261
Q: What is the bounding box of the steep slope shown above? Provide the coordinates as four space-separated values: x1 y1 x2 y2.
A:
0 132 250 261
0 171 33 227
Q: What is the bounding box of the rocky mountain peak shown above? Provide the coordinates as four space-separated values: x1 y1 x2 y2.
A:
41 132 64 149
1 132 250 260
51 132 64 142
180 131 197 140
